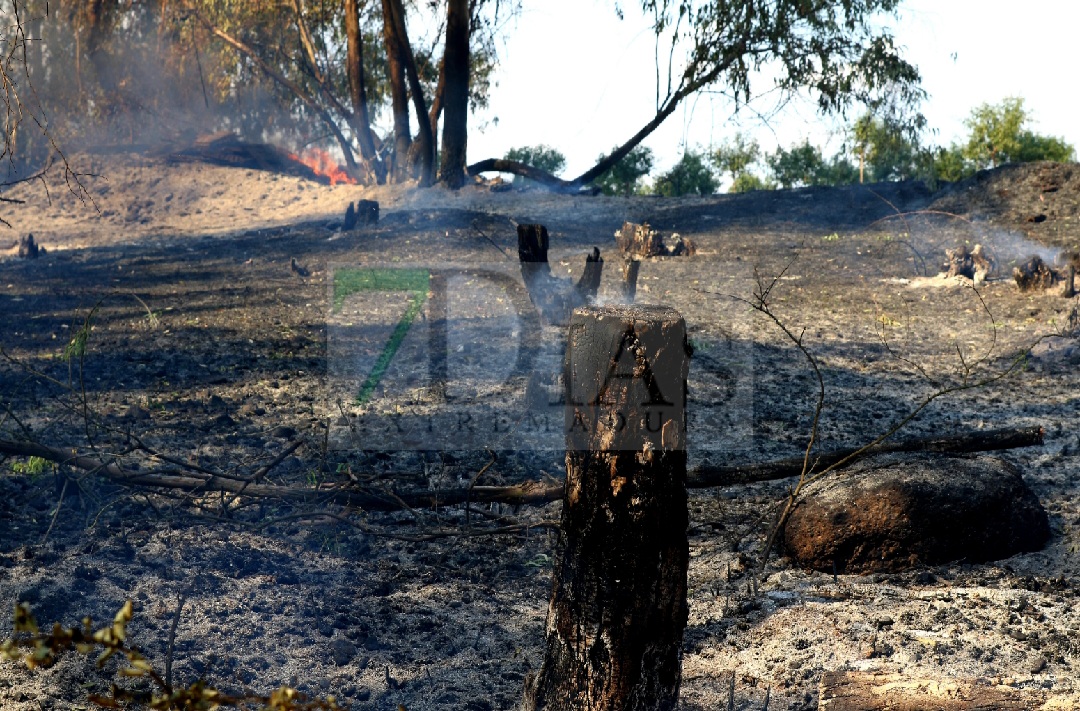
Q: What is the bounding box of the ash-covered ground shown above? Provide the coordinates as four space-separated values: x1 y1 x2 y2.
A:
2 156 1080 709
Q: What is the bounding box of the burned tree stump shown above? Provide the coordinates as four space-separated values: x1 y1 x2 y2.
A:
518 224 602 326
343 203 357 230
616 221 665 258
523 305 690 711
356 199 379 225
620 257 641 303
342 200 379 231
616 222 695 259
17 234 40 259
1013 255 1056 292
944 243 994 286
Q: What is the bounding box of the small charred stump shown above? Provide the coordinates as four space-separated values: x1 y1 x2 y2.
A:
18 234 41 259
620 257 641 303
616 222 695 259
517 224 602 326
524 305 690 711
342 200 379 231
1013 255 1056 292
356 199 379 225
944 243 994 285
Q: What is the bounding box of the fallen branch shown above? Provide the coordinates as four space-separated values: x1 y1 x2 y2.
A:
0 426 1043 512
689 425 1045 488
818 670 1072 710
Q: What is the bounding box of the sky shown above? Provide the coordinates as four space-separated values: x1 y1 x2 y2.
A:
465 0 1080 181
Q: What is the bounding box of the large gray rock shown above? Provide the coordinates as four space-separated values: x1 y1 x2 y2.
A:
782 453 1050 574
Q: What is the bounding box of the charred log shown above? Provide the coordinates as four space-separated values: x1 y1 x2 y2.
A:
819 670 1056 710
467 159 580 193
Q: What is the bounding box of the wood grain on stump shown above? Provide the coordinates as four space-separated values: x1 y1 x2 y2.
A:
524 305 690 711
782 453 1049 574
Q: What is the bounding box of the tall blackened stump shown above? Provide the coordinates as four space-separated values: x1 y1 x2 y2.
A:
524 304 691 711
517 224 603 326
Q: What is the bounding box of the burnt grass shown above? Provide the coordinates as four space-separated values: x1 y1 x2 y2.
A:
2 161 1080 709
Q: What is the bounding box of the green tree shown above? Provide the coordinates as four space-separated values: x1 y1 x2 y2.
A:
768 141 828 189
711 133 769 192
929 145 970 183
594 145 654 196
961 97 1075 169
851 114 920 182
570 0 923 190
1016 132 1075 164
653 149 717 197
504 145 567 186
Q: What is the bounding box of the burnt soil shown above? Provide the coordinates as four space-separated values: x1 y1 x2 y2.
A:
2 157 1080 710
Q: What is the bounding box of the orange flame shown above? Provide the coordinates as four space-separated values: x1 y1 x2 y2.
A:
289 147 357 185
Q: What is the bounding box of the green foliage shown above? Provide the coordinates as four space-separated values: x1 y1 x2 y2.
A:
653 149 717 197
594 145 654 196
711 133 773 192
2 601 343 710
929 145 969 183
504 144 567 185
768 141 827 189
962 97 1076 169
850 113 921 181
711 133 760 178
728 172 771 193
9 456 48 479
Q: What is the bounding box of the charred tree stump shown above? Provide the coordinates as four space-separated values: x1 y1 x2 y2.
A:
574 248 603 303
1013 255 1056 292
616 221 664 258
620 258 641 303
343 203 357 230
343 200 379 231
945 243 994 285
18 234 40 259
518 224 603 326
357 199 379 225
523 305 690 711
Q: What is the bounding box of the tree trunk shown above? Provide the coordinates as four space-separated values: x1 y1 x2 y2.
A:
381 0 412 182
345 0 386 184
523 305 690 711
438 0 470 189
382 0 434 186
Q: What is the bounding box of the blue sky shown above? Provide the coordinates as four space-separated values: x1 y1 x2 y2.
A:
466 0 1080 180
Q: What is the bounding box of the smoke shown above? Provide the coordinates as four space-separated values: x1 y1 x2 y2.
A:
975 227 1068 268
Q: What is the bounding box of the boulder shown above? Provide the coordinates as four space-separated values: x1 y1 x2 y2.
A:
782 453 1049 574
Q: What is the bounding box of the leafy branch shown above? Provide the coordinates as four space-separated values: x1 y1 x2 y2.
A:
1 601 343 710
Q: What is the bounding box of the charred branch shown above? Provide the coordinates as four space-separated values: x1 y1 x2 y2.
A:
467 158 580 192
0 426 1043 513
